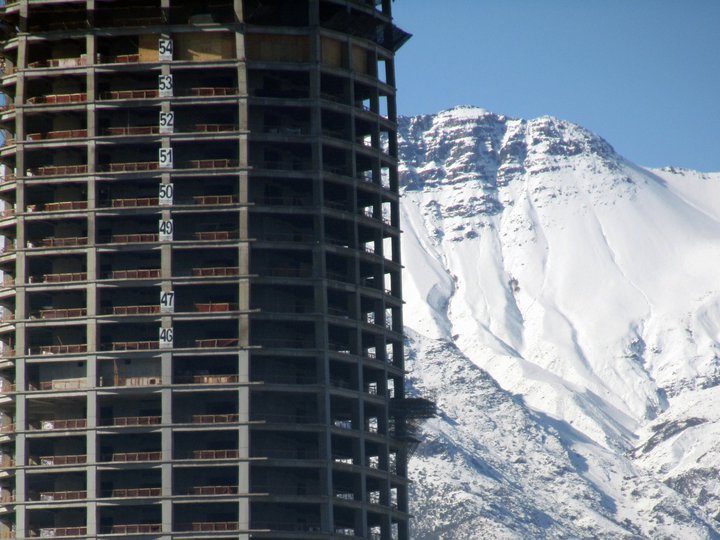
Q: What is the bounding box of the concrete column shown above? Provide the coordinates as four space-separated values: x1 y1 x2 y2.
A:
308 0 334 532
230 19 251 536
86 31 98 371
233 0 244 22
13 35 28 533
15 488 26 538
19 0 28 31
237 349 249 535
86 380 98 536
161 351 173 532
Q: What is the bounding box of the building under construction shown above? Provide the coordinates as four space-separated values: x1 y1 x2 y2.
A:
0 0 419 538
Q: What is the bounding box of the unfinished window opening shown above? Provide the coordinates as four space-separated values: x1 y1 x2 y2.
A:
377 58 388 84
379 95 389 119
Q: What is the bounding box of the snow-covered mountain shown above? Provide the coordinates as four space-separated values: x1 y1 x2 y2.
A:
399 106 720 538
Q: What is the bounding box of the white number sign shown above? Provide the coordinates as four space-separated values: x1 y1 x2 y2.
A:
160 291 175 313
159 38 173 61
159 327 174 348
159 111 174 134
159 74 173 97
159 219 174 240
159 148 173 169
159 183 174 206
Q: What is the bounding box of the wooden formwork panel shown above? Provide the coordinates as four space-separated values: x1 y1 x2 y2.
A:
246 34 310 63
176 32 236 61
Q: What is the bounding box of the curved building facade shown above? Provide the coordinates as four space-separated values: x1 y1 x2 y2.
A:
0 0 411 538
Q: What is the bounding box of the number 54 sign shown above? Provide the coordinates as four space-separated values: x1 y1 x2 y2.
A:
159 38 173 61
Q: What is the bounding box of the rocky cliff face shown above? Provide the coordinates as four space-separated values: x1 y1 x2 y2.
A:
399 106 720 538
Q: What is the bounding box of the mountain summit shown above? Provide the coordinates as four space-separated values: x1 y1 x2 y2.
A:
400 106 720 538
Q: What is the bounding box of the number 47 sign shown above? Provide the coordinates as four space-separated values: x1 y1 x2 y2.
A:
160 291 175 313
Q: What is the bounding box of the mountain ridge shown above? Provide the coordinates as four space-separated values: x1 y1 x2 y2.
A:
399 106 720 538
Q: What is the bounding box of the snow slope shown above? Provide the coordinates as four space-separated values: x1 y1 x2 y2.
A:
399 107 720 538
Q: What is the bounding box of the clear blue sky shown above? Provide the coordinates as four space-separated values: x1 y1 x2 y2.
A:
393 0 720 172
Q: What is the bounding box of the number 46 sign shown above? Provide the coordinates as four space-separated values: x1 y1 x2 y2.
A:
159 327 174 348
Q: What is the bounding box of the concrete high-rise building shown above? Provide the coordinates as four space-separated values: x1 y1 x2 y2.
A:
0 0 421 538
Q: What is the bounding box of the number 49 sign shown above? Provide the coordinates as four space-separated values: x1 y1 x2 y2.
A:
159 219 174 241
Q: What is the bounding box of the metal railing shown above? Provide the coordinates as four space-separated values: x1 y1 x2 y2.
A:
27 129 87 141
192 230 238 241
41 201 88 211
191 413 238 424
37 419 86 430
195 338 239 348
109 451 162 462
189 485 238 495
40 237 88 248
100 89 158 100
32 344 88 355
108 305 161 315
191 266 239 277
35 527 88 538
35 454 86 466
34 272 87 283
194 302 238 312
105 126 158 136
109 524 162 534
102 415 161 427
109 487 161 498
28 164 88 176
106 340 159 351
27 92 87 105
191 449 238 460
37 490 86 502
193 195 238 205
111 197 159 207
190 87 238 97
109 269 161 280
187 158 239 169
